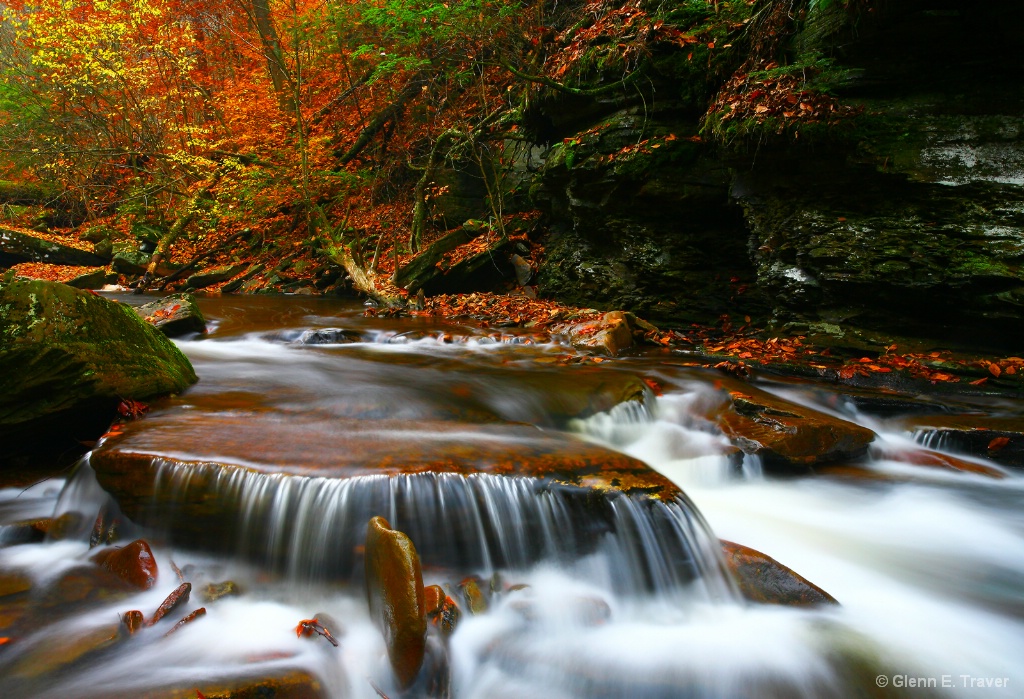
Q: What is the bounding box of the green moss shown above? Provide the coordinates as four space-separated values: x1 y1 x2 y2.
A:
0 280 197 429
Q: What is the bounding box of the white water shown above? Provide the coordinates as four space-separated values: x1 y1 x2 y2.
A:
572 387 1024 698
2 299 1022 698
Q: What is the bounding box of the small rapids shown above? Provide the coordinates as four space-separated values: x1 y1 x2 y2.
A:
1 296 1022 698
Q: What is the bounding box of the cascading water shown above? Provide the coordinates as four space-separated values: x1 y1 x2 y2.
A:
1 296 1021 698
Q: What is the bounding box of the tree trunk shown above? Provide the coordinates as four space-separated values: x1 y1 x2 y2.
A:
134 178 218 294
251 0 294 112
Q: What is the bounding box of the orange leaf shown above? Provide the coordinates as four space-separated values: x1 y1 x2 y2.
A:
988 436 1010 452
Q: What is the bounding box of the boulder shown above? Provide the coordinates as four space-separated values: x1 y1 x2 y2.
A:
0 227 107 268
365 516 427 689
135 292 207 337
720 540 838 607
713 377 875 472
66 268 111 290
0 279 197 456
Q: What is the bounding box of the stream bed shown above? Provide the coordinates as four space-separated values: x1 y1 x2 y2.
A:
1 295 1022 698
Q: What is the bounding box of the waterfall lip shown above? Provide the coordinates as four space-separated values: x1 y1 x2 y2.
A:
90 411 680 494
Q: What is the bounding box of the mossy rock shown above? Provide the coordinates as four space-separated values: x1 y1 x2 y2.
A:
0 279 197 450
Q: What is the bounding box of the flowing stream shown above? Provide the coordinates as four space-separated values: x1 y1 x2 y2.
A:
1 296 1022 698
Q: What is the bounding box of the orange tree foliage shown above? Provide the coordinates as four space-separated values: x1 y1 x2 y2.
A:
0 1 867 288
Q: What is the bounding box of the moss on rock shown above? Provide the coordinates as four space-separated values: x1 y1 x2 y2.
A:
0 279 197 445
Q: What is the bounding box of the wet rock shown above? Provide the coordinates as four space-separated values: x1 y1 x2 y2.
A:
121 609 144 635
38 566 133 615
424 585 460 635
91 539 159 590
899 414 1024 469
186 262 248 290
1 518 49 545
10 622 122 679
0 226 107 268
457 576 489 615
201 580 242 603
559 310 636 356
90 411 685 570
290 328 361 345
364 516 427 689
46 511 86 541
102 669 327 699
0 279 197 457
0 571 32 598
720 540 838 607
876 444 1006 479
148 582 191 625
164 607 206 636
135 292 207 337
713 378 875 472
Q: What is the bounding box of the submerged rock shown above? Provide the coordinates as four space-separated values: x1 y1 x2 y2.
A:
0 279 197 458
713 377 875 472
720 540 838 607
365 516 427 689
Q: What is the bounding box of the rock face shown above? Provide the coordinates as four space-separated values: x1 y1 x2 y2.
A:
523 3 1024 353
0 279 197 455
365 516 427 689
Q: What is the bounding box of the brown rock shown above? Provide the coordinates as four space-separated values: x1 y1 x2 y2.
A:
898 414 1024 468
365 516 427 689
12 622 121 679
720 540 838 607
458 576 489 615
560 311 635 356
91 539 159 590
201 580 242 603
714 378 875 472
122 609 145 635
148 582 192 625
424 585 460 635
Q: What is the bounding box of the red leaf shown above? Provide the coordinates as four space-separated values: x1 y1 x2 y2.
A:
988 436 1010 452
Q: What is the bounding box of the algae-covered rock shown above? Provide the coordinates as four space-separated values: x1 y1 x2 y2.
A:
0 279 197 450
365 516 427 689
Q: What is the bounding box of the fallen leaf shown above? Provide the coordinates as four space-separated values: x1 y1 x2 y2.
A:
988 436 1010 452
